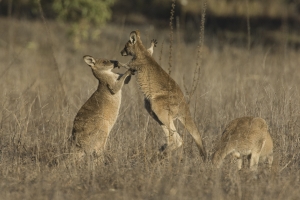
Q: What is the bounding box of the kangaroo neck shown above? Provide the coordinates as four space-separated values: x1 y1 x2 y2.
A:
131 55 147 68
96 81 107 92
131 54 160 72
96 79 111 93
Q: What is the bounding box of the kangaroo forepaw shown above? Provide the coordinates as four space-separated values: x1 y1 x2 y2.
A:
129 68 137 75
151 39 158 47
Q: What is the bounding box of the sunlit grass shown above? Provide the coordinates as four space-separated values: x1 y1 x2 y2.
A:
0 17 300 199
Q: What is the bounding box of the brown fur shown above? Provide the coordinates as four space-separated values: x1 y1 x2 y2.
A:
212 116 273 171
71 56 132 159
120 31 206 160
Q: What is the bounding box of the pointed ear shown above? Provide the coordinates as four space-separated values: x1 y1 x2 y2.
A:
136 30 140 38
83 55 95 67
129 31 137 44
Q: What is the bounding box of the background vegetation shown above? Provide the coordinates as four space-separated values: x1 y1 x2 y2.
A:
0 0 300 199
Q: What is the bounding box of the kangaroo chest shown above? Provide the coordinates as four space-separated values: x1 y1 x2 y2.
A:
87 90 121 119
136 68 156 99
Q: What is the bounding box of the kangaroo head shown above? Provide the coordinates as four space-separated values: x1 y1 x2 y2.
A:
83 55 118 77
120 30 142 57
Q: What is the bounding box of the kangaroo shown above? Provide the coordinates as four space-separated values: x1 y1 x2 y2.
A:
71 55 133 159
120 30 207 161
212 116 273 171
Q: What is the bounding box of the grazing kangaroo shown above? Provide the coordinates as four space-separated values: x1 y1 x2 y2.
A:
120 30 207 161
71 55 133 159
212 116 273 171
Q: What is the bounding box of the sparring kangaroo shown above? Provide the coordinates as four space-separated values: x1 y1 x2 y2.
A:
71 56 133 159
71 40 157 160
120 30 206 161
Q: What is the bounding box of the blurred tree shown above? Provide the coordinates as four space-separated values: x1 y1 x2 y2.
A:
0 0 116 47
52 0 114 25
52 0 115 47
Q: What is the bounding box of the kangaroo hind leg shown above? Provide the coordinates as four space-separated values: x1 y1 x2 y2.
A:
145 99 182 152
249 139 266 171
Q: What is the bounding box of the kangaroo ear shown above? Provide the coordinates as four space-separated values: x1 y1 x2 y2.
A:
136 30 141 38
129 31 137 44
83 55 95 67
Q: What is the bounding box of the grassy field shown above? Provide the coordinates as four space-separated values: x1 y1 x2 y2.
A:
0 17 300 199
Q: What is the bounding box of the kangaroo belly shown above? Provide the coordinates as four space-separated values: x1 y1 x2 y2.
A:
136 66 181 99
74 92 121 131
100 94 121 125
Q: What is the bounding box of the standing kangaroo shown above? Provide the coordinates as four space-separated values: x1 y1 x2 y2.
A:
120 30 207 161
212 117 273 171
71 56 133 159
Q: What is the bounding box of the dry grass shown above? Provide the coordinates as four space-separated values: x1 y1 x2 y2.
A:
183 0 297 18
0 17 300 199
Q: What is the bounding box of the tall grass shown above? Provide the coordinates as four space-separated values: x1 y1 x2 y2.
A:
0 15 300 200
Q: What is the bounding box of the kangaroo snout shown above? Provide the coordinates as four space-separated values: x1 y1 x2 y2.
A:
121 49 128 56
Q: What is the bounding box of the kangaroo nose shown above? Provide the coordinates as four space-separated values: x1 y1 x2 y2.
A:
121 50 127 56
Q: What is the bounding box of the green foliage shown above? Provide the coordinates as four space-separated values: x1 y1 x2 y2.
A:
52 0 115 26
1 0 116 47
51 0 115 48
